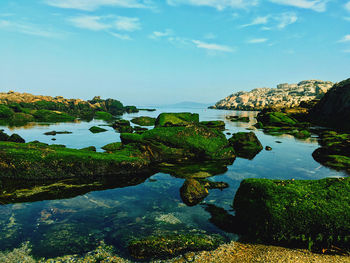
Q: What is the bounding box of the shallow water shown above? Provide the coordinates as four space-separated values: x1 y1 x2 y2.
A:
0 108 346 259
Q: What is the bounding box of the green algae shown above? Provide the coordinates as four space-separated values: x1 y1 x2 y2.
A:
89 126 108 133
94 111 115 121
155 112 199 127
200 120 225 130
32 110 76 123
180 179 208 206
228 132 262 160
130 116 156 126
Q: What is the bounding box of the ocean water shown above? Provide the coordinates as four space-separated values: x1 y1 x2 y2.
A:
0 107 345 259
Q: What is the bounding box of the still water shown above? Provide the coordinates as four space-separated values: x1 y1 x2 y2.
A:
0 107 345 259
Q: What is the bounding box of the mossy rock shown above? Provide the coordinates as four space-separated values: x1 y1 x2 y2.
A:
226 116 250 122
128 234 224 259
101 142 123 152
133 126 148 134
9 113 34 126
0 130 25 143
121 124 235 162
155 112 199 127
0 104 14 118
33 109 75 122
256 111 298 127
131 116 156 126
89 126 108 133
200 120 225 130
233 178 350 251
228 132 262 159
94 111 114 121
113 119 133 133
0 141 151 180
80 146 96 152
205 204 237 233
125 105 139 113
180 179 208 206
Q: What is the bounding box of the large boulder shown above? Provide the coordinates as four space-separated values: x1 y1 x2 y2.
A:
131 116 156 126
233 178 350 250
120 124 235 162
228 132 262 159
155 112 199 127
180 179 208 206
309 78 350 131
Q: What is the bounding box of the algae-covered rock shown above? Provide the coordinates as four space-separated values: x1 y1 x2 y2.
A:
200 120 225 130
113 119 133 133
128 234 224 259
121 124 235 162
256 111 297 127
155 112 199 127
312 131 350 173
180 179 208 206
228 132 262 159
89 126 107 133
8 134 25 143
233 178 350 250
0 141 151 180
80 146 96 152
131 116 156 126
101 142 123 152
44 131 72 136
94 111 114 121
226 116 250 122
133 126 148 134
32 109 76 122
205 204 237 233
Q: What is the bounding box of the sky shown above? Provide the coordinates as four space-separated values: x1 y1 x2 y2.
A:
0 0 349 105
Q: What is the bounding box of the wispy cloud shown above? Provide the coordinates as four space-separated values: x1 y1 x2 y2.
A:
167 0 259 10
241 15 270 28
269 0 328 12
247 38 268 43
114 16 141 31
45 0 154 11
241 12 297 29
109 32 132 40
0 19 61 38
338 34 350 43
149 29 173 39
68 15 110 31
192 40 234 52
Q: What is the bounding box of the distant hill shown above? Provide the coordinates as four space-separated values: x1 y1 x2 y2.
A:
210 80 334 111
158 101 213 109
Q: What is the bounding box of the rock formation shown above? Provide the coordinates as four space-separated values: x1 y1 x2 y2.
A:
211 80 333 110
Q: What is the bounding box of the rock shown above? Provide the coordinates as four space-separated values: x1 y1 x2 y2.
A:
124 105 139 113
200 120 225 130
228 132 263 159
131 116 156 126
0 130 10 141
256 111 298 127
233 178 350 251
101 142 123 152
133 126 148 134
226 116 249 122
155 112 199 127
112 119 133 133
44 131 72 136
89 126 107 133
33 110 76 123
309 78 350 131
80 146 96 152
180 179 209 206
94 111 114 121
312 131 350 173
128 234 224 260
51 138 56 141
265 146 272 151
204 204 237 233
8 134 25 143
211 80 333 110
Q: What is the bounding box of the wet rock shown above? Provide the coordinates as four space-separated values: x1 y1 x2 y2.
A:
265 146 272 151
228 132 263 160
44 131 72 136
80 146 96 152
101 142 123 152
180 179 208 206
226 116 249 122
204 204 237 233
200 121 225 130
113 119 133 133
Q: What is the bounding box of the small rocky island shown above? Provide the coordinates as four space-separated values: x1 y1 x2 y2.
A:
210 80 333 110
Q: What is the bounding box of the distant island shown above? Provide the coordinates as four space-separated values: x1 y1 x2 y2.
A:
210 80 333 110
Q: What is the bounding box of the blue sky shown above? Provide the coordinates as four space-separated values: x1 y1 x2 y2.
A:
0 0 349 105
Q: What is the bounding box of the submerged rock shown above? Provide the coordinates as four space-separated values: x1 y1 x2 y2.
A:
113 119 133 133
128 234 224 260
80 146 96 152
94 111 114 121
131 116 156 126
226 116 249 122
155 112 199 127
44 131 72 136
228 132 262 159
233 177 350 251
200 120 225 130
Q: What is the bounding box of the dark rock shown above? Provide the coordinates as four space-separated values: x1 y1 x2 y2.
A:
200 120 225 130
131 116 156 126
89 126 107 133
8 134 25 143
80 146 96 152
180 179 209 206
228 132 263 159
265 146 272 151
155 112 199 127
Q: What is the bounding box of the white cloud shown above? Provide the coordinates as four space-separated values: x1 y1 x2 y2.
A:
338 34 350 42
241 15 270 28
345 1 350 11
45 0 153 11
344 17 350 21
0 19 61 38
167 0 259 10
247 38 268 43
69 15 110 31
192 40 234 52
276 12 298 29
149 29 173 39
109 32 132 40
114 16 141 31
69 15 141 32
269 0 328 12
